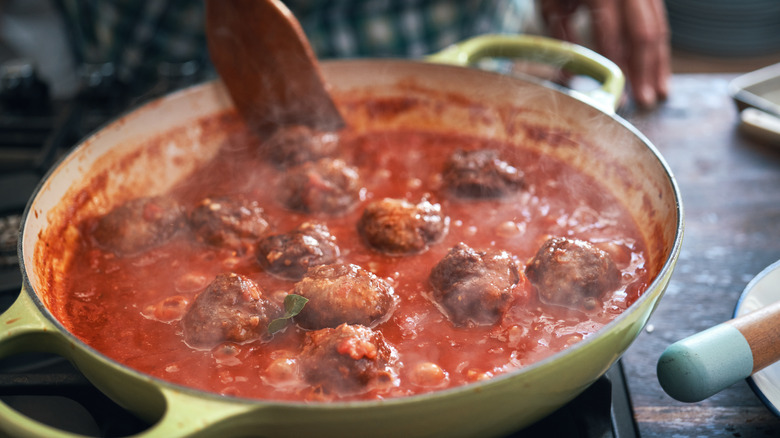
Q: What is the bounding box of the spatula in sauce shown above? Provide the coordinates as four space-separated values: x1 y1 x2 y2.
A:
205 0 345 138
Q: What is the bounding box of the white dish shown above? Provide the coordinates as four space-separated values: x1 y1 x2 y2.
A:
734 260 780 415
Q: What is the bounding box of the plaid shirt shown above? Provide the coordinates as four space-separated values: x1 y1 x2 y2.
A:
287 0 538 59
57 0 207 88
57 0 537 91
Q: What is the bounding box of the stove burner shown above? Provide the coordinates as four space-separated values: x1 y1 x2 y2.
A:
0 59 50 114
515 363 637 438
0 354 149 437
0 214 20 267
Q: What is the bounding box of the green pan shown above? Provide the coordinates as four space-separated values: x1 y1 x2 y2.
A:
0 35 681 438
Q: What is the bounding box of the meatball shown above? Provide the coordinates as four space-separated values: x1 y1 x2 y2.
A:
357 198 449 255
181 273 281 348
429 243 519 326
525 237 621 310
279 158 362 215
293 263 397 330
91 195 184 256
257 222 340 280
188 195 270 252
443 149 524 199
299 323 399 397
262 124 339 168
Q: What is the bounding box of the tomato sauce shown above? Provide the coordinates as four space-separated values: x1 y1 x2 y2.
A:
58 114 649 402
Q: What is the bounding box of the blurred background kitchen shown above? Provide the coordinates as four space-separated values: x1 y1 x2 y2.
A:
2 0 780 103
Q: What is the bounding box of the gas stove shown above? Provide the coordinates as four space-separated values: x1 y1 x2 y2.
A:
0 58 639 438
0 58 135 308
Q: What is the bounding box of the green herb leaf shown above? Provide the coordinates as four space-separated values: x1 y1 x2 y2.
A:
284 293 308 315
268 294 308 334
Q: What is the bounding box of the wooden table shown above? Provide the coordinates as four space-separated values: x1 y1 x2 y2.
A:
619 74 780 437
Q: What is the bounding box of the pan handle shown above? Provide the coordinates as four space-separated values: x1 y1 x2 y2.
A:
427 34 625 113
0 288 257 438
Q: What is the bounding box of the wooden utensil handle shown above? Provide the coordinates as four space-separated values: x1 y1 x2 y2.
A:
206 0 345 137
728 299 780 373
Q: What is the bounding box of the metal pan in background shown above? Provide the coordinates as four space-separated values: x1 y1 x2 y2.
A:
729 63 780 145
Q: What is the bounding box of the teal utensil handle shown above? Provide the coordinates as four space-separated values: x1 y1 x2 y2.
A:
657 299 780 402
657 324 753 402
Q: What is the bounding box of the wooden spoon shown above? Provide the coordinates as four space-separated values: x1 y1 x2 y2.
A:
205 0 345 137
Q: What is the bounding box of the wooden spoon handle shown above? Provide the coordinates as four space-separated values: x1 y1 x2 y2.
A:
728 299 780 372
206 0 344 137
657 299 780 402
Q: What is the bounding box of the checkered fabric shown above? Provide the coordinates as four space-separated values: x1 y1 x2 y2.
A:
56 0 538 90
286 0 538 59
57 0 207 86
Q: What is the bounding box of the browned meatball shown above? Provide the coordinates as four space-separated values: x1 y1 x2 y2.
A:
279 158 362 215
262 124 339 168
91 195 184 256
525 237 621 310
293 263 397 330
188 195 270 252
357 198 448 255
299 323 399 397
181 273 281 348
443 149 523 199
256 222 340 280
429 243 519 326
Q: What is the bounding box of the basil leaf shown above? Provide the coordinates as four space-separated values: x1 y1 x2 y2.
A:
268 294 308 334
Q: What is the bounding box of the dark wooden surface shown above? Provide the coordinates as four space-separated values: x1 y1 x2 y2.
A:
619 74 780 437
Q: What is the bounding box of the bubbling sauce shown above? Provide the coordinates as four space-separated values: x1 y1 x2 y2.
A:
57 113 649 402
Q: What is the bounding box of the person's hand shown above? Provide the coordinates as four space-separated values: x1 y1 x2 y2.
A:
540 0 670 108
